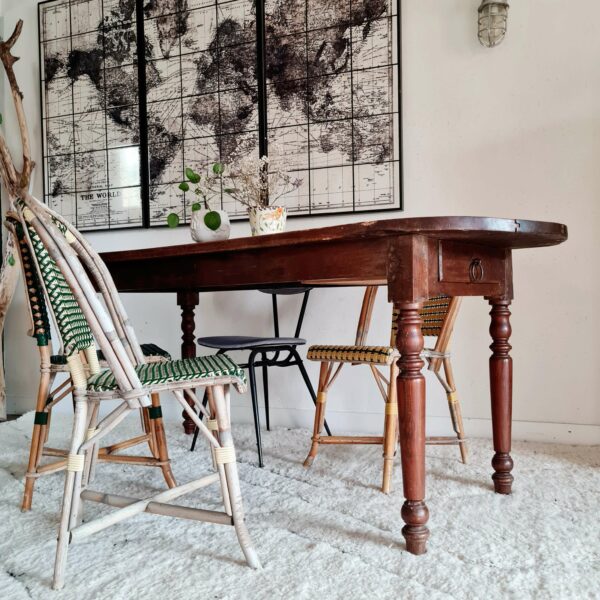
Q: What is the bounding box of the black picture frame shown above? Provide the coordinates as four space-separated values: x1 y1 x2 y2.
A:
38 0 403 232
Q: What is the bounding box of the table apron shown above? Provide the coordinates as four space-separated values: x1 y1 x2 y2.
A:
108 235 513 302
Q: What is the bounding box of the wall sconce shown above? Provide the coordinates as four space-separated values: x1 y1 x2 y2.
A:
478 0 509 48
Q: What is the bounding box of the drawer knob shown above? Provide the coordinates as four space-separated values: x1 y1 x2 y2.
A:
469 258 484 282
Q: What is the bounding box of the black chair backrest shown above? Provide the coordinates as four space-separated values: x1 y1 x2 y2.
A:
258 288 312 338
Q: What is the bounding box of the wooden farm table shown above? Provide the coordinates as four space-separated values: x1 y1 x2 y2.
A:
101 216 567 555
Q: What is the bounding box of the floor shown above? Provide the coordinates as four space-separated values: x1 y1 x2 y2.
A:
0 413 598 600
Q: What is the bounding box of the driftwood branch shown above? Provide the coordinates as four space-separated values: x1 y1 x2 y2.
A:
0 19 31 419
0 19 34 190
0 135 18 192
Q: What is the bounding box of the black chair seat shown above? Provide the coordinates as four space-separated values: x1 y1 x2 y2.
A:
197 336 306 350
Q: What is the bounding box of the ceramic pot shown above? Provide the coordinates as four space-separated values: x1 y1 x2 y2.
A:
190 209 231 242
248 206 287 236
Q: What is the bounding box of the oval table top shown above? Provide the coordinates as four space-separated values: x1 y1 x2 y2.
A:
102 216 568 264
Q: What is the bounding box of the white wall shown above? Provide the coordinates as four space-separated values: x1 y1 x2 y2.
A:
2 1 599 444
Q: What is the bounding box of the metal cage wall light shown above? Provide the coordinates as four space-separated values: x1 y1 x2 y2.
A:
478 0 509 48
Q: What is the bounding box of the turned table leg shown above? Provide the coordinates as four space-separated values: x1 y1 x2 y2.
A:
396 302 429 554
177 291 199 434
489 298 513 494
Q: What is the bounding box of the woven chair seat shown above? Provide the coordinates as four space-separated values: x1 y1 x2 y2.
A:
307 345 398 365
88 355 246 392
50 343 171 365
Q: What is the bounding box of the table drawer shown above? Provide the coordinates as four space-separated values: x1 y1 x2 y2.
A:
437 240 505 284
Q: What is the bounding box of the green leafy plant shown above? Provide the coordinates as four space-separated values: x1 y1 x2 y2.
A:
166 213 180 228
168 163 225 231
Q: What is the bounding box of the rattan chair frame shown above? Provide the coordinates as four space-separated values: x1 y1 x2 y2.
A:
15 193 260 590
304 286 467 493
5 215 176 511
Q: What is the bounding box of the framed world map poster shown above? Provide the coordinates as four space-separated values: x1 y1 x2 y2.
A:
39 0 402 231
39 0 143 230
263 0 401 216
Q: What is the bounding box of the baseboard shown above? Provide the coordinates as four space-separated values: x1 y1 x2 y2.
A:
7 395 599 445
226 403 600 445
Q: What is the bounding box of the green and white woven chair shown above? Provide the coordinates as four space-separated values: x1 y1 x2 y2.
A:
6 213 176 512
13 194 260 590
304 287 467 493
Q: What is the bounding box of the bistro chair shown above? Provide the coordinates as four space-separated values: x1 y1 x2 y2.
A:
14 194 260 590
304 287 467 493
6 214 176 511
191 288 331 467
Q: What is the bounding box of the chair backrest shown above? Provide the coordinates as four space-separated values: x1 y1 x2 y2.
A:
259 287 312 338
23 218 96 358
353 287 461 352
14 194 148 401
391 295 462 354
5 214 53 349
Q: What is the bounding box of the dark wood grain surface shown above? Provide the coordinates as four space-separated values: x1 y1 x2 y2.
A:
103 216 566 262
102 217 567 295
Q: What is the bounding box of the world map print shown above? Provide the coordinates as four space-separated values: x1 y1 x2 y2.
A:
39 0 401 231
40 0 142 229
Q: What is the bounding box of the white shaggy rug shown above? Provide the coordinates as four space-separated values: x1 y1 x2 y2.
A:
0 413 599 600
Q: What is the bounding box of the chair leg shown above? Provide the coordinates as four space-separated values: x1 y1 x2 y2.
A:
21 366 54 512
212 384 261 569
149 393 177 488
43 377 73 444
449 395 468 464
293 350 332 436
206 387 232 516
304 362 329 467
141 404 156 457
44 404 52 444
247 354 264 468
53 395 89 591
189 389 209 452
382 363 398 494
443 358 468 464
262 356 270 431
83 401 100 487
69 469 85 531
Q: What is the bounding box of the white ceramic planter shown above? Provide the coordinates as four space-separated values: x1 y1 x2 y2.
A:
190 209 231 242
248 206 287 236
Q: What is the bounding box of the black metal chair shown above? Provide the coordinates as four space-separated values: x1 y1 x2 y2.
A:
190 288 331 466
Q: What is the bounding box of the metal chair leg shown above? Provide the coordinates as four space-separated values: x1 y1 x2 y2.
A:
293 349 332 436
247 352 264 468
262 354 270 431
